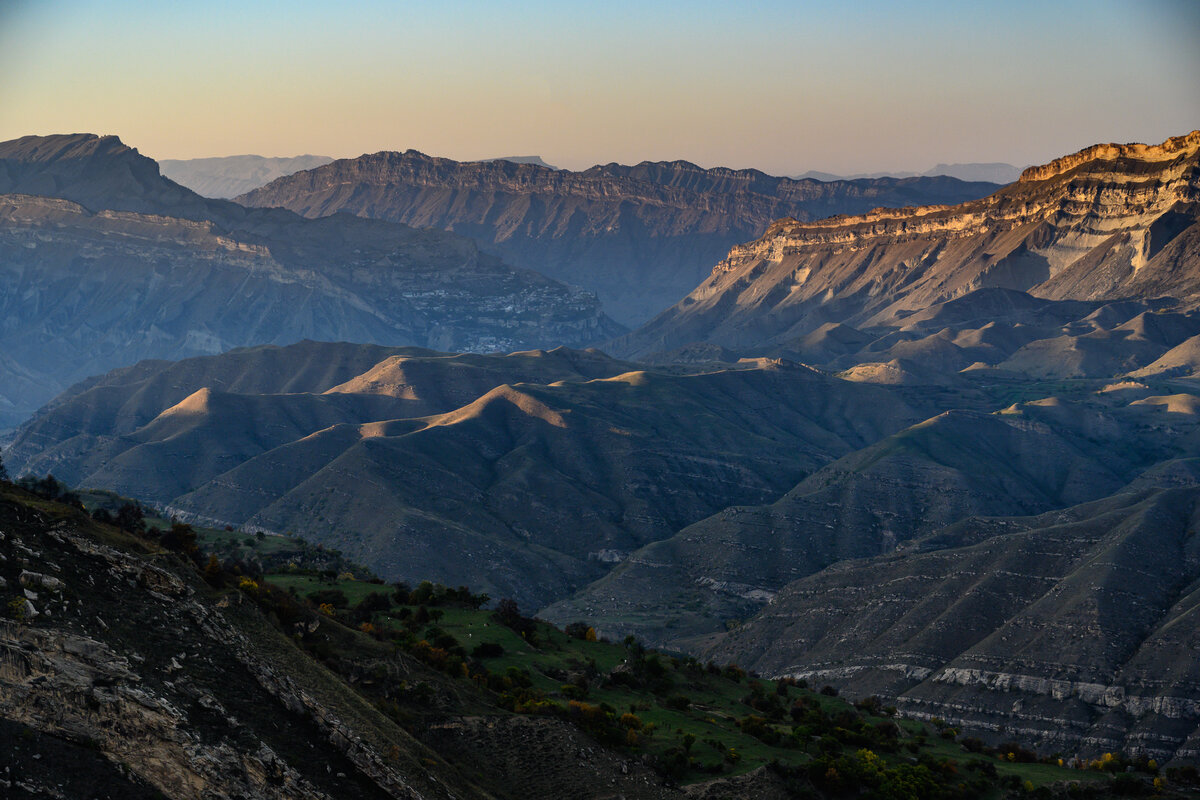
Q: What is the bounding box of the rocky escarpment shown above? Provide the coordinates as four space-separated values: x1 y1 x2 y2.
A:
0 134 622 428
237 150 1000 325
704 479 1200 765
613 131 1200 359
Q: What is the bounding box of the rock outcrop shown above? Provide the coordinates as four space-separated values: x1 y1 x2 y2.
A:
0 491 452 799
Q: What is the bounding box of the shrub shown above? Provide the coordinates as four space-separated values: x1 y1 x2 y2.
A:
854 696 883 715
161 522 198 555
472 642 504 658
494 598 537 641
665 694 691 710
6 597 29 621
306 588 348 608
409 580 435 605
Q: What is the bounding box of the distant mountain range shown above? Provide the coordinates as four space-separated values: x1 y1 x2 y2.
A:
795 161 1024 184
0 134 619 427
158 154 335 198
236 152 1001 325
159 154 561 198
490 155 560 169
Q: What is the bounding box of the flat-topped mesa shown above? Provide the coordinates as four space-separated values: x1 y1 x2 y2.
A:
1019 130 1200 183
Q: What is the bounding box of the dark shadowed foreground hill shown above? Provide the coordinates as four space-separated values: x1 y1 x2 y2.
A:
543 391 1200 646
8 484 1163 798
0 134 620 428
236 150 1000 325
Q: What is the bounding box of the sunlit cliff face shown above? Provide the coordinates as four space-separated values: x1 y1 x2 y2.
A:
623 131 1200 354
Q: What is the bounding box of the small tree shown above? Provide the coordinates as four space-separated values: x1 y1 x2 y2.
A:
160 522 198 555
115 502 146 534
0 453 8 482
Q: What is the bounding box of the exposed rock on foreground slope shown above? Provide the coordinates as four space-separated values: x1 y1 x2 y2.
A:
0 134 620 428
614 131 1200 359
236 150 1000 325
1 484 785 799
0 486 459 799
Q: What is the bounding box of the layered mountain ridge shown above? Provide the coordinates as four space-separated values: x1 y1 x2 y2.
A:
236 150 1001 324
7 131 1200 768
705 478 1200 762
614 131 1200 359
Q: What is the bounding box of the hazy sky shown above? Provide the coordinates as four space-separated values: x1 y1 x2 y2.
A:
1 0 1197 175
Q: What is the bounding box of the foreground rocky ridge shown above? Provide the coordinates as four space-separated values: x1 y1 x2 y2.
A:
0 487 464 799
0 134 620 427
236 150 1000 325
7 486 1151 799
5 483 842 799
613 131 1200 359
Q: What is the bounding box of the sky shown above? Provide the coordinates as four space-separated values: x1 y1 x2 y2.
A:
0 0 1197 176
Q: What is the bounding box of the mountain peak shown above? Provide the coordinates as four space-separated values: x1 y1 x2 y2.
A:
0 132 137 162
0 131 208 217
1018 130 1200 183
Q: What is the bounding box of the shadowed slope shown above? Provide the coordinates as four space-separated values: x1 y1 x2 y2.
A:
170 363 919 607
545 394 1200 649
6 343 923 609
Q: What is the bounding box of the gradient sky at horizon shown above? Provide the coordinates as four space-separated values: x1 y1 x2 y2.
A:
1 0 1197 175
